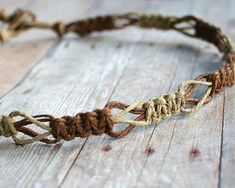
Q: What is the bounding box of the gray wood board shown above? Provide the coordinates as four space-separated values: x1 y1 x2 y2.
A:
0 0 234 188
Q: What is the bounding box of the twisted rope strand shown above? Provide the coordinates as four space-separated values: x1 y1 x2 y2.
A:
0 9 234 145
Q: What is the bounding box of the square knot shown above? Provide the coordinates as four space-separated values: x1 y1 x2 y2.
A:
193 18 222 47
226 52 235 64
142 93 185 124
49 108 115 141
65 16 115 36
206 63 235 95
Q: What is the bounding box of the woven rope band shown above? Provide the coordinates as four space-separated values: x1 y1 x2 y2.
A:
0 9 234 145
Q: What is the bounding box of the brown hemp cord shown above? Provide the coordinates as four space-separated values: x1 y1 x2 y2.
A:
0 9 234 145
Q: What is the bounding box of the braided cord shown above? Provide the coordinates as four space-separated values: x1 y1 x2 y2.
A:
0 9 234 145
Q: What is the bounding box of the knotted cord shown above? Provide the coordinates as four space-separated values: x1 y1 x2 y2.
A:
0 9 234 145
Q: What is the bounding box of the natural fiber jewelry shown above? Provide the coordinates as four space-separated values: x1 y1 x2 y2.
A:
0 9 234 145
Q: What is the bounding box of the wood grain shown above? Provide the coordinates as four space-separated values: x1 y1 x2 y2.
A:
0 0 234 188
0 0 97 95
0 0 98 187
220 0 235 188
59 1 227 187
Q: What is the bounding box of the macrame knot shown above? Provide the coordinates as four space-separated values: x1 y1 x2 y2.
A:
227 52 235 64
193 18 223 49
66 16 115 36
49 108 114 141
139 15 173 30
143 100 157 123
111 91 185 128
0 116 17 137
150 92 184 122
206 63 235 95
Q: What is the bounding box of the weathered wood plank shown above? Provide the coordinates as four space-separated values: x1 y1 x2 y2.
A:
34 1 154 187
0 0 98 187
56 0 222 188
220 0 235 187
59 0 230 188
135 1 229 187
0 0 53 95
0 0 96 95
0 0 234 188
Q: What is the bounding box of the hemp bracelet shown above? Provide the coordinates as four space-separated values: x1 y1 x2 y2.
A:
0 9 234 145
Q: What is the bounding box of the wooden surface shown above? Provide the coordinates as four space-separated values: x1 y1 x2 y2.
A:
0 0 234 187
